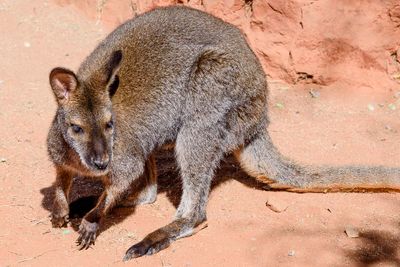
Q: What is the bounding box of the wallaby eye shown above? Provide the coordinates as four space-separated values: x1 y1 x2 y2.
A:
106 120 114 130
70 124 83 134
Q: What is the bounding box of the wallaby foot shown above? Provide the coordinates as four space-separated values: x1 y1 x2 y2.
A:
123 218 207 260
123 224 174 260
51 212 69 228
77 218 99 250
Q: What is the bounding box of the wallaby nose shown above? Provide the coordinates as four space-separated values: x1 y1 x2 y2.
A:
91 136 109 170
92 158 109 170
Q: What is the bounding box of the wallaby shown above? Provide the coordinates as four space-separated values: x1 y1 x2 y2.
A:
47 5 400 260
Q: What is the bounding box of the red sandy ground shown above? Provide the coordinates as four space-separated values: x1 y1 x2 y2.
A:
0 1 400 266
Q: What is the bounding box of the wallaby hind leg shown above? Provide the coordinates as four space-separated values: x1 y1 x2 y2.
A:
234 130 304 189
124 125 225 260
120 155 158 207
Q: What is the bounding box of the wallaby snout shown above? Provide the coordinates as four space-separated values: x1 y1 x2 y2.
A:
89 135 111 171
91 155 109 170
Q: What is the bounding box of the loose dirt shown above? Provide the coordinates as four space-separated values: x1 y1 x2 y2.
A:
1 1 400 266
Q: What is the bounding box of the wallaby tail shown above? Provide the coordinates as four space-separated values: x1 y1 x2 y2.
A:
234 131 400 193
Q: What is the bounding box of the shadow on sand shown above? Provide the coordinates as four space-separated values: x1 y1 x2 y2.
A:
40 148 264 233
344 229 400 266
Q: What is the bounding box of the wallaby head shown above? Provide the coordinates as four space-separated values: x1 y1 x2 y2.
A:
49 50 123 176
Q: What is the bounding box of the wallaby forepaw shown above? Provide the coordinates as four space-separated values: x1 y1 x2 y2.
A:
77 219 98 250
123 238 171 261
51 213 69 228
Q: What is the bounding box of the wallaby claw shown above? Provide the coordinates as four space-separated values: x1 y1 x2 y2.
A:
123 238 171 261
123 241 148 261
77 219 98 250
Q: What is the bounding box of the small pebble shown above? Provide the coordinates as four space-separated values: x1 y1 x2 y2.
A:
367 104 375 111
288 250 295 256
126 232 136 239
265 197 289 213
275 103 284 109
0 158 6 163
309 89 320 98
345 226 359 238
24 42 31 48
385 125 397 133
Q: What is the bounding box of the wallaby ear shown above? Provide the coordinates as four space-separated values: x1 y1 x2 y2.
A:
49 67 78 104
105 50 123 97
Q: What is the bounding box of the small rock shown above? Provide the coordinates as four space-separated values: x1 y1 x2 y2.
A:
24 42 31 48
42 230 51 235
309 89 320 98
385 125 397 133
265 197 288 213
275 103 284 109
345 226 359 238
288 250 295 256
126 232 136 239
367 104 375 111
0 158 6 163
